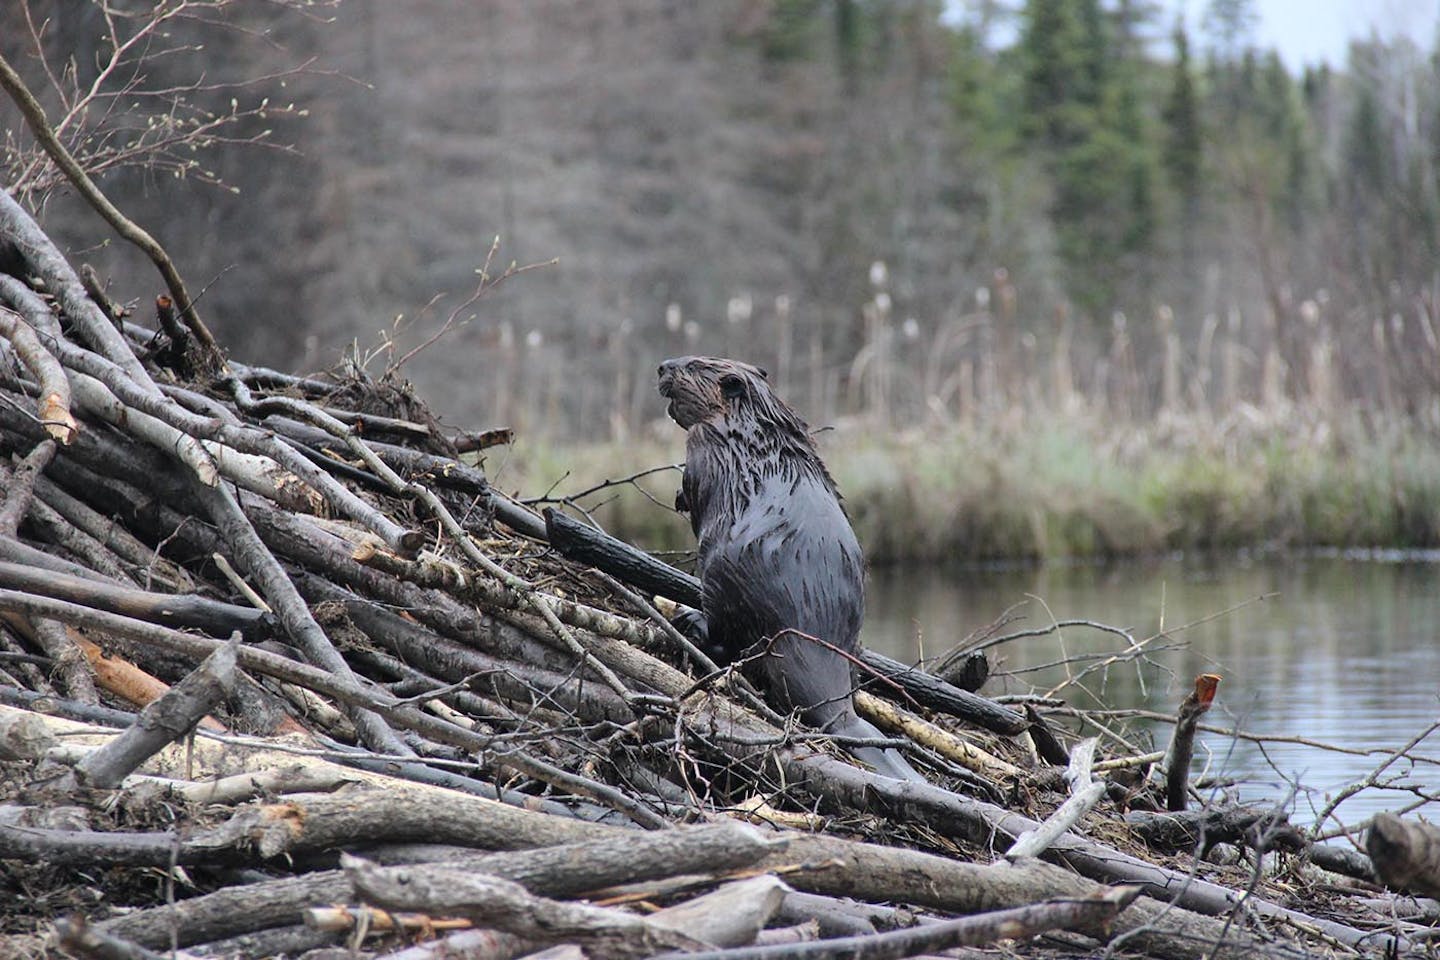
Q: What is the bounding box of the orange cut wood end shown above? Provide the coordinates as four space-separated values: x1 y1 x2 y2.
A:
39 393 78 445
1194 673 1221 706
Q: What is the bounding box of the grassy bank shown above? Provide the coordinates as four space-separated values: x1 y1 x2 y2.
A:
486 409 1440 564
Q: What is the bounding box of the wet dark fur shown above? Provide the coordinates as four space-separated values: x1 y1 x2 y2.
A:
658 356 922 782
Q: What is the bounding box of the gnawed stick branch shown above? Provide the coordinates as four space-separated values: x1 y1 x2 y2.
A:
0 438 56 535
190 480 412 758
0 306 76 444
26 615 99 704
1125 805 1304 857
1163 673 1220 812
74 633 239 788
52 916 176 960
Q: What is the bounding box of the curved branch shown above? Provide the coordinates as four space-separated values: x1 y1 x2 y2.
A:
0 52 224 370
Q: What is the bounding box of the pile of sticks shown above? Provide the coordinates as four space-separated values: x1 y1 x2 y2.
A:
0 184 1437 960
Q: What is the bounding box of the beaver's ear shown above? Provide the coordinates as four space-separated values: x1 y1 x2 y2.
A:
757 366 769 380
720 373 746 400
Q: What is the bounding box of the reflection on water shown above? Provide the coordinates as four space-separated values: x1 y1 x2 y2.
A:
865 556 1440 827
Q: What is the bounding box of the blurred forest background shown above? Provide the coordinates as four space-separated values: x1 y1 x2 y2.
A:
5 0 1440 557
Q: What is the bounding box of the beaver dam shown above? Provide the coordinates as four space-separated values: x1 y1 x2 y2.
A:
2 186 1440 958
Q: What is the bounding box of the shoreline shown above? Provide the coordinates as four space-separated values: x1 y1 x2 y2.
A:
490 410 1440 564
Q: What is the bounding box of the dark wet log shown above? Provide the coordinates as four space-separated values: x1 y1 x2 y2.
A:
1025 703 1071 766
856 651 1027 735
934 649 990 692
0 559 273 639
0 533 121 584
1163 674 1220 812
73 633 238 788
1125 805 1304 856
543 507 1026 735
21 494 135 584
545 507 698 604
0 684 135 727
1307 842 1377 884
1367 812 1440 899
34 474 194 591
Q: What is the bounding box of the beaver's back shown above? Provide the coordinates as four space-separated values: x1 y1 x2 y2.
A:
694 468 865 728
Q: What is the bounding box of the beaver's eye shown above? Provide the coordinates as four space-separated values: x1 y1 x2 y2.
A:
720 374 745 399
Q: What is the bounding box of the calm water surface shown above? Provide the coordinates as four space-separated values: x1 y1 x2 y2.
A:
865 556 1440 828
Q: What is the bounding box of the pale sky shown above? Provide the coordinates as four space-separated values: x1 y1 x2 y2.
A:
949 1 1440 70
1176 0 1438 69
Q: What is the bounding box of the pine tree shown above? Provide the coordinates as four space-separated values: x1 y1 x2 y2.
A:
1162 22 1204 204
1019 0 1158 315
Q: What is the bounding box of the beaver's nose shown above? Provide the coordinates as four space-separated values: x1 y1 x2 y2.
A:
657 357 685 378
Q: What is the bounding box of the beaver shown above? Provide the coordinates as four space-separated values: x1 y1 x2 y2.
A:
657 356 922 782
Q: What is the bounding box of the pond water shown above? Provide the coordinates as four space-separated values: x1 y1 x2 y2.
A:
864 555 1440 830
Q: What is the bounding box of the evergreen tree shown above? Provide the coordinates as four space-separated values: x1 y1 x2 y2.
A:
1018 0 1158 315
1162 22 1204 204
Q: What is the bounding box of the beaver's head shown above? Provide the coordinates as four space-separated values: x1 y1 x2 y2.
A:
657 356 780 430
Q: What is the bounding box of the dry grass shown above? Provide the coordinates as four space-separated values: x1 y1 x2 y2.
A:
496 405 1440 564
